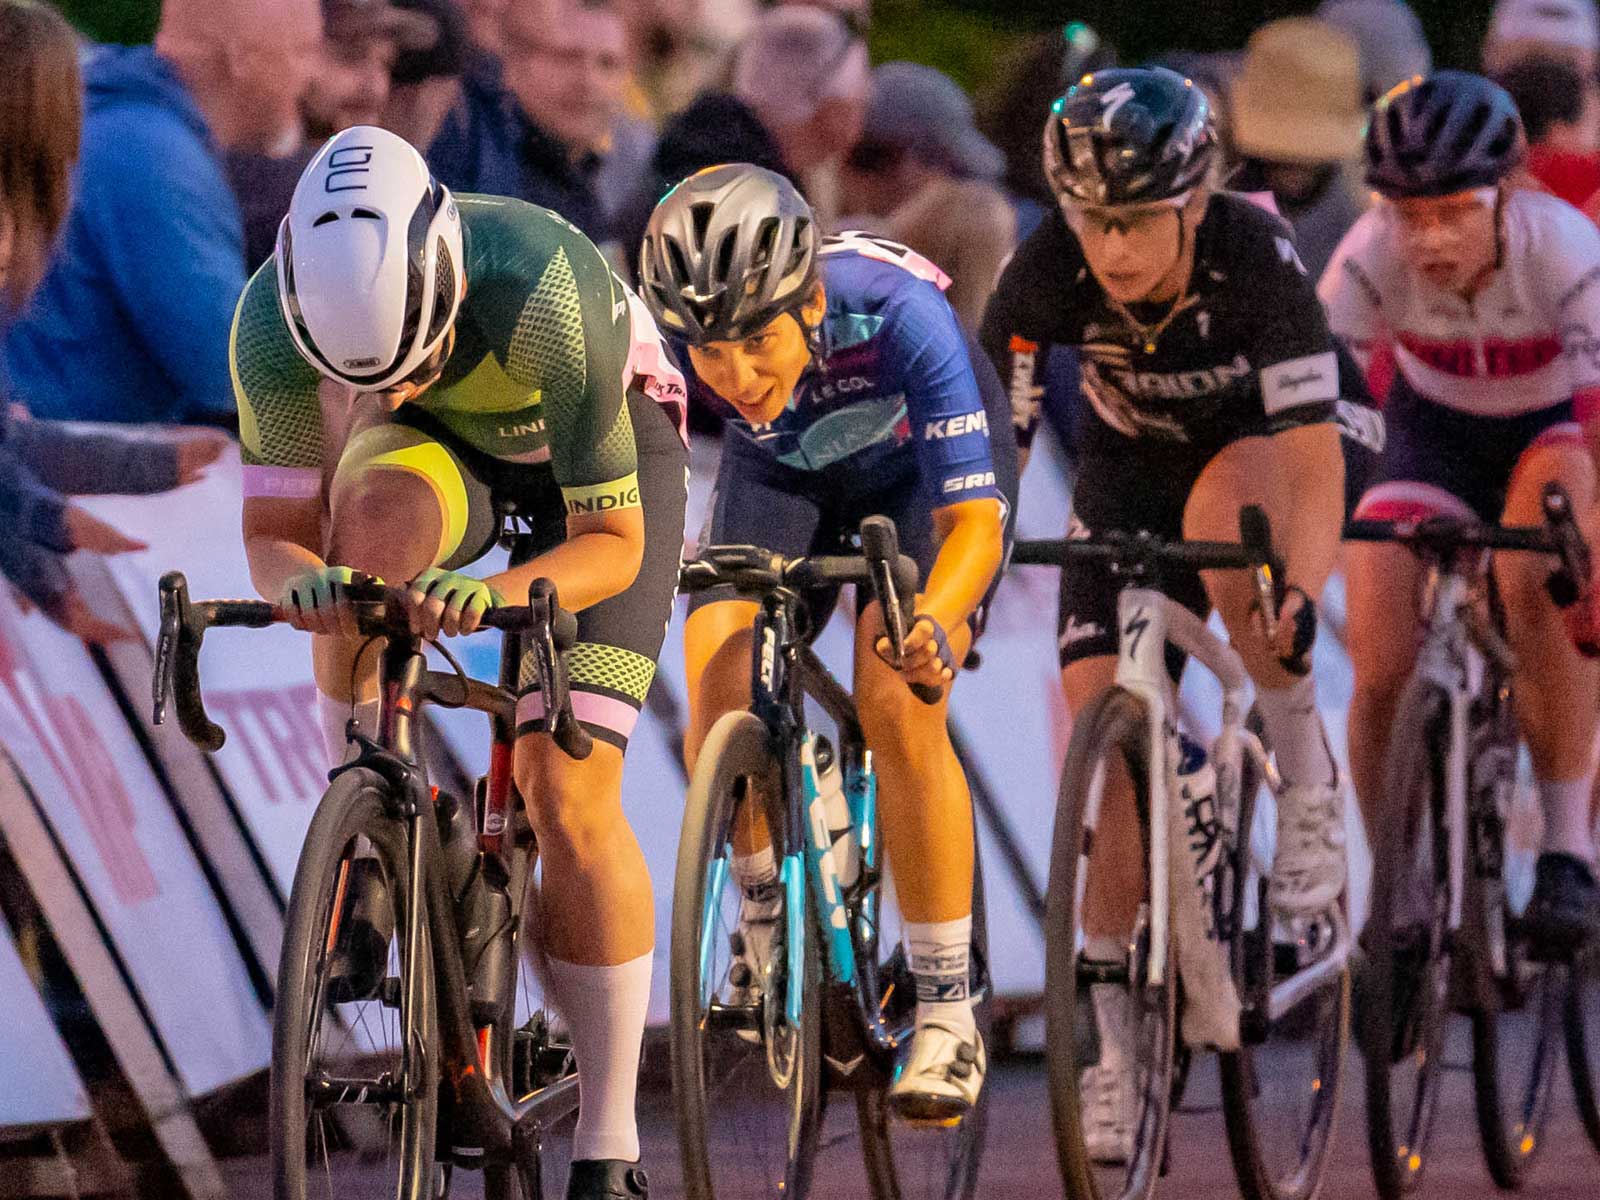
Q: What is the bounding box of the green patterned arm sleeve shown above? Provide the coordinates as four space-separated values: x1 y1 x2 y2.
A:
231 265 327 500
500 225 638 515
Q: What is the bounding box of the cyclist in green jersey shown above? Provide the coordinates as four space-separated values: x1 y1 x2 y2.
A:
231 125 687 1200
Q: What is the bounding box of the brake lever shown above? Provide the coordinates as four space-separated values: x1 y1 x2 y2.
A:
153 571 186 725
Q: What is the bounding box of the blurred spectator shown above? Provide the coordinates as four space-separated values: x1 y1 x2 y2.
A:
976 23 1116 242
1316 0 1431 100
387 0 472 149
1496 55 1600 205
460 0 510 50
838 62 1013 332
428 0 610 240
622 0 745 117
610 92 791 283
3 0 321 424
0 0 228 642
1229 18 1368 280
1484 0 1599 75
732 4 869 224
230 0 438 270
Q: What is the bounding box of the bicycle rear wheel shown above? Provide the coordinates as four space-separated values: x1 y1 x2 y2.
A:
856 835 991 1200
271 767 440 1200
1566 949 1600 1154
1221 739 1349 1200
1361 679 1452 1200
671 711 823 1200
1046 686 1175 1200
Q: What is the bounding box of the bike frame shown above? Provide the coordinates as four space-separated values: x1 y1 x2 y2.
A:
1103 587 1351 1012
329 627 579 1178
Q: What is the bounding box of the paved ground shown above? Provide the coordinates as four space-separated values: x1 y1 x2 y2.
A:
222 1031 1600 1200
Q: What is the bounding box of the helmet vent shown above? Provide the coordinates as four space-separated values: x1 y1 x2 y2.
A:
427 239 457 345
689 201 716 249
312 212 340 227
711 229 739 289
352 208 382 220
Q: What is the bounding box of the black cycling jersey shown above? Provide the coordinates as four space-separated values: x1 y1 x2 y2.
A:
981 192 1341 457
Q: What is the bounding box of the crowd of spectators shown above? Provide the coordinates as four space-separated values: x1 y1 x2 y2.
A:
14 0 1600 633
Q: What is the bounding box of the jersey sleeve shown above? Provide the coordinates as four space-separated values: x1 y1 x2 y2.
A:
891 279 1002 510
978 220 1069 453
498 222 640 515
1317 214 1388 377
229 264 326 499
1528 197 1600 419
1245 220 1340 433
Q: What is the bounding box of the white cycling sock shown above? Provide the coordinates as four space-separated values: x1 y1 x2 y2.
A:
906 916 976 1038
316 692 379 770
732 847 781 919
545 951 651 1163
1255 676 1337 789
1540 776 1597 860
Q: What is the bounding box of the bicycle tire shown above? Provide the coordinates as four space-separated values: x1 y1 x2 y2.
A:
1565 951 1600 1154
1220 731 1349 1200
1046 686 1175 1200
1361 679 1453 1200
670 711 823 1200
271 767 439 1200
1466 874 1563 1188
855 826 991 1200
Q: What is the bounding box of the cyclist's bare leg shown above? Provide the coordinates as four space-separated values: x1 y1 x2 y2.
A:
1185 427 1348 911
1497 441 1600 860
1063 654 1143 950
853 599 976 925
683 599 774 861
1342 542 1424 830
515 735 653 1163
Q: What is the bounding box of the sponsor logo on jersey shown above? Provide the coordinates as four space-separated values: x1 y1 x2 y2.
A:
1058 615 1105 649
497 419 546 439
1335 400 1387 453
1007 335 1045 428
924 411 989 439
1098 351 1254 402
566 485 640 513
1397 331 1563 378
942 471 996 494
1262 350 1338 414
816 374 873 400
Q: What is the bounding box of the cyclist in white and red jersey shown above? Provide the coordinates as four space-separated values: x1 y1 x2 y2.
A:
1321 71 1600 952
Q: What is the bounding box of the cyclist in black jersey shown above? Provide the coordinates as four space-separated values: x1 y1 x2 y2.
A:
979 68 1350 1163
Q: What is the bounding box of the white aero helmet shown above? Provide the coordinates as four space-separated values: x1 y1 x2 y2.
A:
276 125 466 390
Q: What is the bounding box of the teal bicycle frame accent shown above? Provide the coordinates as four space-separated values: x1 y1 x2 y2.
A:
801 731 859 988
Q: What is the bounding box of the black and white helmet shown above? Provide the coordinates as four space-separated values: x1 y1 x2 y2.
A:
276 126 466 390
638 164 818 345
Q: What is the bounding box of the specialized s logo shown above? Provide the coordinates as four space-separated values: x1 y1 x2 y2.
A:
1274 236 1307 276
1124 609 1151 658
1098 81 1137 131
1007 335 1045 429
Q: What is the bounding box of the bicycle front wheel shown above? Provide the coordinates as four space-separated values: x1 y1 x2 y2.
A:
670 711 823 1200
271 767 439 1200
1046 686 1175 1200
1361 679 1453 1200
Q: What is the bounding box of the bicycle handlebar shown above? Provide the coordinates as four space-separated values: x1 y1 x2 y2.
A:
1343 482 1590 608
678 515 942 704
152 574 591 759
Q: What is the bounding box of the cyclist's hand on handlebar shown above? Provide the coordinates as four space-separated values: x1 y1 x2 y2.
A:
873 612 955 693
1251 584 1317 675
279 565 379 638
406 567 505 639
1560 575 1600 657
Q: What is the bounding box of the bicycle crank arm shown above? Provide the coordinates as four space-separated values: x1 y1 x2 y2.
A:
1265 906 1352 1023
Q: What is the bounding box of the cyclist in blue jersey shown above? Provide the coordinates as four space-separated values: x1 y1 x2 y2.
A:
639 164 1016 1120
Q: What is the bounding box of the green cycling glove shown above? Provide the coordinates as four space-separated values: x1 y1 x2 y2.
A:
280 565 378 618
408 567 505 634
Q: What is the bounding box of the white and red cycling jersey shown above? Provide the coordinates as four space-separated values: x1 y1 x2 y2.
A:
1318 188 1600 422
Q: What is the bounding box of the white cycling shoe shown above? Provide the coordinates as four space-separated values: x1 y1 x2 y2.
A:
1079 981 1137 1164
888 1020 986 1124
1270 782 1348 917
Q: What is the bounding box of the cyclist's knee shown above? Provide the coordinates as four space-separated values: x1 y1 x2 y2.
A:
855 660 940 754
513 739 627 857
329 469 443 579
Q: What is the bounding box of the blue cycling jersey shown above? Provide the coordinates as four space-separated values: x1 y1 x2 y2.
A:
683 233 1004 509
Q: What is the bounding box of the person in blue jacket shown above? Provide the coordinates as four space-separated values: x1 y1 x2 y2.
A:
2 0 321 425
